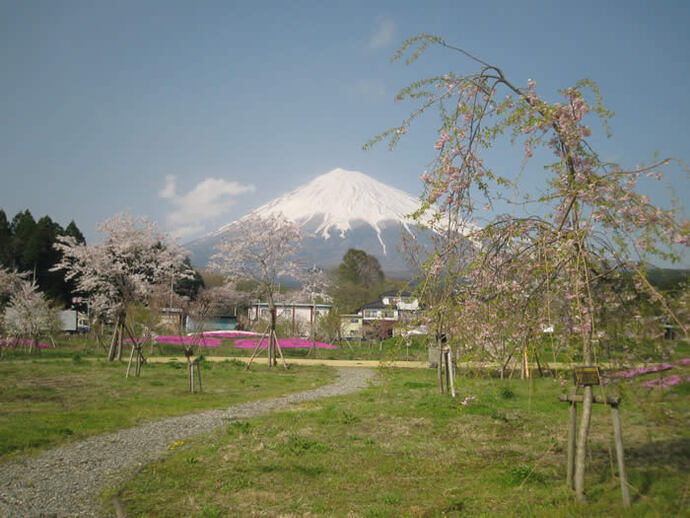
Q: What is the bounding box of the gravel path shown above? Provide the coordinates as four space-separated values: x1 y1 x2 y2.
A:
0 367 376 517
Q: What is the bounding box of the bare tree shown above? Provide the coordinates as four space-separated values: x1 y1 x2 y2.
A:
211 214 302 367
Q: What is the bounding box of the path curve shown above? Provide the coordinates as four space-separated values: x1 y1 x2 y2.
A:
0 367 376 517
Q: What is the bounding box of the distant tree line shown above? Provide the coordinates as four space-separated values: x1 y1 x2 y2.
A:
0 209 85 306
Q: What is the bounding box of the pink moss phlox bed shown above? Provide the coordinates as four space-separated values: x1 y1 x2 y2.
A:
0 338 51 349
604 358 690 389
200 331 262 339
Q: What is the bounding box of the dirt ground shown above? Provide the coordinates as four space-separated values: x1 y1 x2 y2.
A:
145 356 429 369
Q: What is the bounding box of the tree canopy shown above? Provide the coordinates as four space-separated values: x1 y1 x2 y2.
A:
330 248 385 313
371 34 689 501
0 208 86 305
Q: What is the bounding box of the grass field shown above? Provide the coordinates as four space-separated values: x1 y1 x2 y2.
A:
0 359 333 460
113 366 689 517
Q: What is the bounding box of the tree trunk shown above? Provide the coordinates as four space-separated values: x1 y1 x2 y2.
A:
107 319 119 361
575 328 594 501
196 360 203 392
575 384 593 501
116 327 123 361
269 305 277 368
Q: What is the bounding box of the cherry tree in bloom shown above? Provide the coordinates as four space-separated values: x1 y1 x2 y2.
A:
371 35 689 502
211 214 302 367
0 267 28 300
53 213 192 370
2 278 58 353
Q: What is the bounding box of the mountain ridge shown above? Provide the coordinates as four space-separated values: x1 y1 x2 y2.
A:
186 168 433 274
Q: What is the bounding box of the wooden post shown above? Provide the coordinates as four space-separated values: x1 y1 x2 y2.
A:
125 344 135 379
560 384 629 506
196 359 203 392
190 360 195 393
444 349 451 394
567 397 577 490
245 325 270 370
611 403 631 508
274 330 288 370
448 347 456 398
188 361 193 392
437 348 444 394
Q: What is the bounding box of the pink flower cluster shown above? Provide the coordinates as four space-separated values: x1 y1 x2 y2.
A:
234 337 338 350
640 375 688 389
199 331 261 339
605 358 689 390
0 338 51 349
460 395 476 407
608 362 674 379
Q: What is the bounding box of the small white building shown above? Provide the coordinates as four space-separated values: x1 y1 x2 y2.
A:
380 290 419 311
247 302 332 334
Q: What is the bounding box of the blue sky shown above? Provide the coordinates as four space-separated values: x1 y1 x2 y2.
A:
1 1 688 263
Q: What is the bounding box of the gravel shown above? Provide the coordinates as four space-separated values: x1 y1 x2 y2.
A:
0 367 376 517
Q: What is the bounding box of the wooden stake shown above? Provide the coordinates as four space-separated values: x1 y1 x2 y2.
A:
190 360 195 393
273 330 288 370
611 403 631 508
125 344 135 379
448 347 456 398
567 397 577 490
245 325 270 370
196 359 203 392
438 349 444 394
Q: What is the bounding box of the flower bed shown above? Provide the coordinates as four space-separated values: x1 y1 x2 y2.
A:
0 338 51 349
604 358 690 389
199 331 261 339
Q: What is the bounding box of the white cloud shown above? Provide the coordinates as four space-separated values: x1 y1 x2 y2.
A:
159 175 255 238
369 18 396 49
159 175 177 199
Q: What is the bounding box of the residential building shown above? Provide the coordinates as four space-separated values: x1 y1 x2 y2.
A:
247 302 332 335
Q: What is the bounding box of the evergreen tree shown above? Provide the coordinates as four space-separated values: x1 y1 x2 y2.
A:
330 249 385 313
64 220 85 244
0 210 11 267
10 209 36 271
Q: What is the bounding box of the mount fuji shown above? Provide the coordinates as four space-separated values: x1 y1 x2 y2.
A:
185 168 434 276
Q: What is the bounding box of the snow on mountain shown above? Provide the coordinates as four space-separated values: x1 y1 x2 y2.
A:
215 168 425 255
187 168 437 274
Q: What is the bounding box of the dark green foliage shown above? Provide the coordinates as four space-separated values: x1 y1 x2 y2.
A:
0 208 86 305
174 257 205 299
330 248 386 313
64 221 85 244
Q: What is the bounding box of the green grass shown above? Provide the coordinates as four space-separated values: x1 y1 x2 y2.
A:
0 331 433 362
114 367 689 517
0 359 334 460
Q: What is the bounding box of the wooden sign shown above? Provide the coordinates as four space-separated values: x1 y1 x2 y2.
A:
574 366 600 386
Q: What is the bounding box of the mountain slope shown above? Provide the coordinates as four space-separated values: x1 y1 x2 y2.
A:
186 168 433 275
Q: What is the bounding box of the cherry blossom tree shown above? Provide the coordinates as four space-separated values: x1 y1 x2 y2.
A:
211 214 302 367
2 278 58 353
53 213 192 372
0 267 27 301
370 35 689 502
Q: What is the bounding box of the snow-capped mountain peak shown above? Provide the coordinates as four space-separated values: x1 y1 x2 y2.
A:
217 168 425 254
